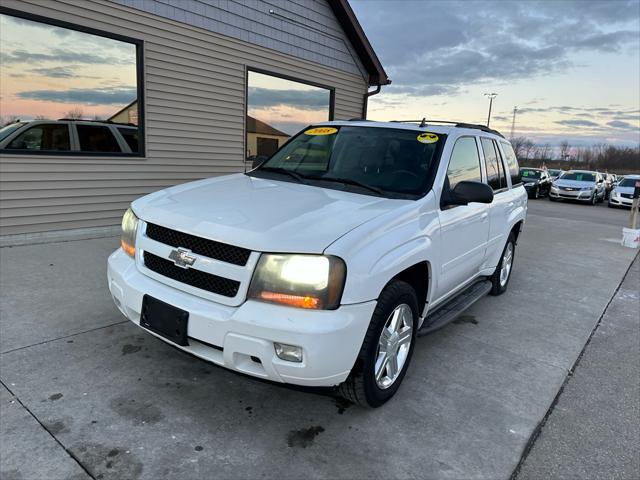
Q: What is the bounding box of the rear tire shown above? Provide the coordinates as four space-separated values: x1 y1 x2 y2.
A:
338 280 418 408
490 233 516 296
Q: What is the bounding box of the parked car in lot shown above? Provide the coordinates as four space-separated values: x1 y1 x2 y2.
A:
548 168 564 180
107 120 527 407
549 170 606 205
520 168 552 199
608 175 640 208
0 119 139 154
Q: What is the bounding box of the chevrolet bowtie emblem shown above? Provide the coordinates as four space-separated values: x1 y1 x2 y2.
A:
168 247 196 269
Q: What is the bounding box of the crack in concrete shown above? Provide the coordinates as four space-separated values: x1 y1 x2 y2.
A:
0 379 96 480
0 320 128 355
510 250 639 480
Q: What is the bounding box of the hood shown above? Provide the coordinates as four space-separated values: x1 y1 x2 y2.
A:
132 174 410 253
613 185 634 194
554 179 595 188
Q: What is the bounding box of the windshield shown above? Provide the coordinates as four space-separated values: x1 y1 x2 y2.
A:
521 169 542 179
618 178 638 187
549 169 561 176
561 172 595 182
251 125 444 197
0 122 26 142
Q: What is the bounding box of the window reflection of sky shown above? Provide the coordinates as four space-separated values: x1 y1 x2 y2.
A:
247 71 330 136
0 14 137 122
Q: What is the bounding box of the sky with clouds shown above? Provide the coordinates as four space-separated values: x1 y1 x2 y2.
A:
351 0 640 147
0 14 137 121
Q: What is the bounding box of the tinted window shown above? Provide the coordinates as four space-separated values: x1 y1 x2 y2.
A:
117 127 139 152
562 172 596 182
619 178 638 187
481 137 505 191
499 141 520 186
446 137 481 190
521 169 542 179
6 124 70 151
77 125 121 152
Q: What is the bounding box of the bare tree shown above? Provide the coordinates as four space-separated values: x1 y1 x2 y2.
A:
1 115 20 126
64 107 84 119
559 140 570 161
34 115 48 120
511 137 529 160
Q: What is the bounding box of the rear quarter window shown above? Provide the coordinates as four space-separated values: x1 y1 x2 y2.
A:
77 125 121 153
499 141 520 187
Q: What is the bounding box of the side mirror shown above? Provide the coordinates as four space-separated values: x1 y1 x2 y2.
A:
247 154 268 169
444 181 494 206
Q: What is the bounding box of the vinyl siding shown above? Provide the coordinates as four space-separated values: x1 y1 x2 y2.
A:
0 0 368 237
111 0 368 79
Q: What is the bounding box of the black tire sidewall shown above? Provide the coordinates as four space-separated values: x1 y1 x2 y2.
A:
360 282 418 407
491 233 515 295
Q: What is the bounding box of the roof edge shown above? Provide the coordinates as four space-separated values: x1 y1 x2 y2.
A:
328 0 390 87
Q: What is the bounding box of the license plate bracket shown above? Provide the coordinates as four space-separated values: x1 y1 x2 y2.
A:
140 295 189 346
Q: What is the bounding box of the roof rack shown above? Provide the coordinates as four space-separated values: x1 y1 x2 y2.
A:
56 118 137 127
389 118 504 138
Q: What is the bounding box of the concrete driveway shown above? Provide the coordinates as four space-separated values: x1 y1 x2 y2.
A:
1 199 637 480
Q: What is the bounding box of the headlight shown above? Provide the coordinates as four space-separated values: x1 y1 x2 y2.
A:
611 189 619 197
248 254 346 310
524 182 535 187
121 208 139 258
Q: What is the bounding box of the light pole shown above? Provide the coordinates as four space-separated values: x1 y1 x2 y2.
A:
484 93 498 127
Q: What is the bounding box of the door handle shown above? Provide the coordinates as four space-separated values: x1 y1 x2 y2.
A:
481 212 488 220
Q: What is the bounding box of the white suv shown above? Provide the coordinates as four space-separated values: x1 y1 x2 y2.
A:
107 120 527 407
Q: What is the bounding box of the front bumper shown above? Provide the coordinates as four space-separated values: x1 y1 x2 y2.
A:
609 195 633 207
107 248 376 387
549 188 593 201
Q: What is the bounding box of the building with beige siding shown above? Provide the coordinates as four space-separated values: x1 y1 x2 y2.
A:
0 0 388 244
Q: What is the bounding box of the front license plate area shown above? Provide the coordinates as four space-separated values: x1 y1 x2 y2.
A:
140 295 189 346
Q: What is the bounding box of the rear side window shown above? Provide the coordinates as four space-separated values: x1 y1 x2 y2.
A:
117 127 139 153
77 125 121 152
6 124 70 151
446 137 482 190
499 141 520 187
481 138 505 191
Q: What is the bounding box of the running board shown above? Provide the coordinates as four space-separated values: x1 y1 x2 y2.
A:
418 280 492 336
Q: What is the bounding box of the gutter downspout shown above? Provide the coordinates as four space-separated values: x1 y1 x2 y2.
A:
361 84 382 119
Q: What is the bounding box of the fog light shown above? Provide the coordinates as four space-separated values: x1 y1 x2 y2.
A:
274 343 303 362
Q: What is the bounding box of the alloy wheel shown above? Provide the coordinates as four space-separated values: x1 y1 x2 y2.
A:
500 242 514 287
375 304 414 389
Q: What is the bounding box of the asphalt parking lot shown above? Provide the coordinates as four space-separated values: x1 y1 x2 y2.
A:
1 198 638 480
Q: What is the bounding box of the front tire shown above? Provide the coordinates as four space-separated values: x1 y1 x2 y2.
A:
338 280 418 408
490 233 516 296
590 192 597 205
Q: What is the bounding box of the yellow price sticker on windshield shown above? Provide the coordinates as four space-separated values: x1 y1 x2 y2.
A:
417 132 438 144
305 127 338 136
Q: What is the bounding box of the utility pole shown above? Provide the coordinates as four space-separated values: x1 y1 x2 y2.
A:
510 106 518 139
484 93 498 127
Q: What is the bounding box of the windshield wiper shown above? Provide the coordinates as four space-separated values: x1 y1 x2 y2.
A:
257 166 307 184
308 175 386 196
